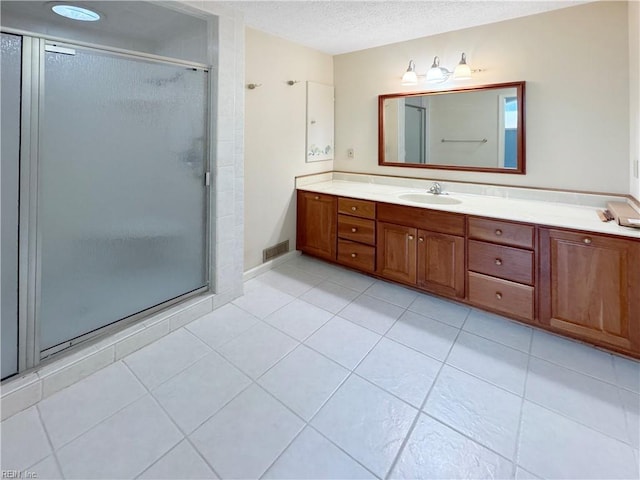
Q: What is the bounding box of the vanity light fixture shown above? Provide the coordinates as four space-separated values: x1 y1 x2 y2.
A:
401 60 418 86
403 53 479 85
426 56 451 83
51 4 101 21
453 53 472 80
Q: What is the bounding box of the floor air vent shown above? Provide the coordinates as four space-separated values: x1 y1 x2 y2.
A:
263 240 289 263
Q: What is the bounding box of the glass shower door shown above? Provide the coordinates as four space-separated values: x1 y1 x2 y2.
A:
404 104 426 164
1 33 22 378
39 45 208 351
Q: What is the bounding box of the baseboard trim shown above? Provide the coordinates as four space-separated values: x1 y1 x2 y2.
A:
243 250 301 282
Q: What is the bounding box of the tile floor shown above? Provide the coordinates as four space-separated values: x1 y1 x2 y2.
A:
1 254 639 479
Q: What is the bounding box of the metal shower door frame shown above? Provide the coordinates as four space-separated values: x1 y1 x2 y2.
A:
6 28 213 372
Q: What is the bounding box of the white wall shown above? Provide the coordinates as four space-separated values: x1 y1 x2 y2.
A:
334 1 630 194
630 0 640 202
244 28 333 270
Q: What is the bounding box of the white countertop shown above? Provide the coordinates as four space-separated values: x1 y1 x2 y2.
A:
298 179 640 239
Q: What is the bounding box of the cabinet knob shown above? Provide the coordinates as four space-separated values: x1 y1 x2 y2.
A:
351 253 357 258
495 292 503 300
314 196 319 200
495 258 503 266
351 227 357 233
408 235 414 240
418 237 424 242
351 206 357 211
583 238 592 245
495 229 503 236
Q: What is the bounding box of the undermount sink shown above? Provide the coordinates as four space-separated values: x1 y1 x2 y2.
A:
398 193 463 205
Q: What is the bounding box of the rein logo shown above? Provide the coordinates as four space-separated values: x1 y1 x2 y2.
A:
1 471 37 479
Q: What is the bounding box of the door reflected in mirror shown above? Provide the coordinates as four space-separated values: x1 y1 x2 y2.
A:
379 82 525 174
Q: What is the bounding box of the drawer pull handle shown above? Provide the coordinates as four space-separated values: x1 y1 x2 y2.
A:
351 206 357 211
583 238 592 245
495 258 503 266
496 292 503 300
495 229 503 236
408 235 415 240
351 253 357 258
419 237 424 242
351 227 357 233
314 196 319 200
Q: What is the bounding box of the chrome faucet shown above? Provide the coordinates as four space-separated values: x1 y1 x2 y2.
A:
428 182 442 195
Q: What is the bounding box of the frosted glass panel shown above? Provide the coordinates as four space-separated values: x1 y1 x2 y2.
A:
39 47 208 350
1 33 21 378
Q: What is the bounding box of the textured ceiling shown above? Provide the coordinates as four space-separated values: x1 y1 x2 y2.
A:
214 0 590 55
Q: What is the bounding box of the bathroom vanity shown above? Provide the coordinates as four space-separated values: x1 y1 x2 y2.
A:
296 174 640 359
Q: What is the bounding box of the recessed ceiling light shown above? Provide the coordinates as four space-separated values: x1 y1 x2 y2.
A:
51 5 101 22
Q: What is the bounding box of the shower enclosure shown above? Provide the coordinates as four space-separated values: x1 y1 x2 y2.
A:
1 2 214 379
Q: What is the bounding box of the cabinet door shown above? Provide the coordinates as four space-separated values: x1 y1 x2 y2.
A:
376 222 417 284
539 229 640 352
417 230 465 298
296 191 337 261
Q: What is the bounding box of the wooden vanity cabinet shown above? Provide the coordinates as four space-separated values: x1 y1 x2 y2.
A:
418 231 465 298
376 222 417 284
377 203 465 298
539 228 640 354
336 197 376 272
296 191 337 261
467 217 536 322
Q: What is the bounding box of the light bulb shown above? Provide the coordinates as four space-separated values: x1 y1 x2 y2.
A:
453 53 472 80
401 60 418 85
426 56 445 83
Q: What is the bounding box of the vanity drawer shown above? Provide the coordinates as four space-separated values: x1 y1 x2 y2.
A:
468 272 534 321
468 217 534 249
378 202 465 236
338 215 375 245
468 240 534 285
338 197 376 219
337 239 375 272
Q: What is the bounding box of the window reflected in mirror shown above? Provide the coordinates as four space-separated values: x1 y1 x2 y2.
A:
501 95 518 168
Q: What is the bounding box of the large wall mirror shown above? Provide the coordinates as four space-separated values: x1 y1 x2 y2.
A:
379 81 525 174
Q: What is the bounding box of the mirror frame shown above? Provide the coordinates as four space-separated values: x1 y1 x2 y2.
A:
378 81 526 174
